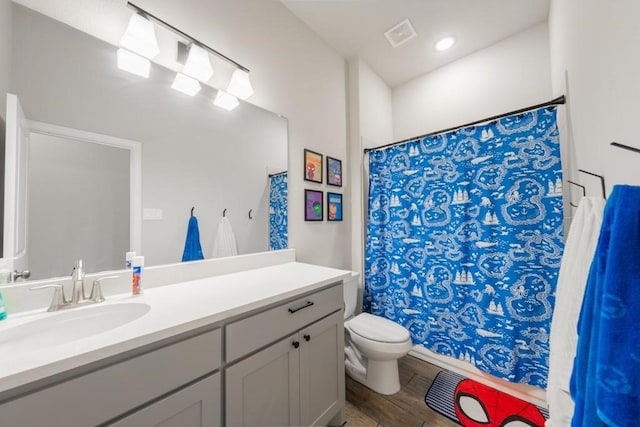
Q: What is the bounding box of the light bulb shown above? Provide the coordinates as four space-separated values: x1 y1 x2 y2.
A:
213 90 239 111
117 48 150 78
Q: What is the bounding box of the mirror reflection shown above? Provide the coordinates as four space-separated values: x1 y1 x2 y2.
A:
3 5 288 280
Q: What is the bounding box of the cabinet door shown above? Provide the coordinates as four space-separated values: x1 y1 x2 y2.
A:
109 372 221 427
226 333 301 427
299 310 345 426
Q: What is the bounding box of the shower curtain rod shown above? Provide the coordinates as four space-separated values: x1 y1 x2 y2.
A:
363 95 566 154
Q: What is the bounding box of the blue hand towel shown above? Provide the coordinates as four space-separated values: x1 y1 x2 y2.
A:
182 215 204 262
570 185 640 426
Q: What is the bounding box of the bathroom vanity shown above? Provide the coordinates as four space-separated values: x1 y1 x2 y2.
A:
0 255 349 426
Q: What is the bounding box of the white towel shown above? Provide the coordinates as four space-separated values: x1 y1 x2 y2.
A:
546 197 604 427
212 217 238 258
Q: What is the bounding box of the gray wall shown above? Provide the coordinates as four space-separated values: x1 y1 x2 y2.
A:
0 0 11 255
28 133 130 279
0 0 11 121
11 5 287 269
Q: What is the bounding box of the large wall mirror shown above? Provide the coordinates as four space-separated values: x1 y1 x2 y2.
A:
3 4 288 280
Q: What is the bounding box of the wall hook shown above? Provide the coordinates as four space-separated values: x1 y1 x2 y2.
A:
611 141 640 154
567 180 586 208
248 209 253 220
223 208 227 217
578 169 606 199
190 207 195 217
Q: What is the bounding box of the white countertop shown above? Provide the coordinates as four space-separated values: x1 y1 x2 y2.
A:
0 261 351 397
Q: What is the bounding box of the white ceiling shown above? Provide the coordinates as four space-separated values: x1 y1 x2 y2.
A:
13 0 550 89
280 0 550 87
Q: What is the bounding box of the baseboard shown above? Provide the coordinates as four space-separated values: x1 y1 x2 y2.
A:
409 345 548 408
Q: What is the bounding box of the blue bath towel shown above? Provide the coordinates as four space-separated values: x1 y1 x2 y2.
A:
570 185 640 426
182 215 204 262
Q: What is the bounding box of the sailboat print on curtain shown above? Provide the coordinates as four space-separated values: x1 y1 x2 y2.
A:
365 107 564 388
269 172 288 250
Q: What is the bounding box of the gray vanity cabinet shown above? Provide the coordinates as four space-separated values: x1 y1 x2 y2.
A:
226 333 302 426
111 372 221 427
299 310 344 425
0 282 345 427
0 328 222 427
225 285 345 426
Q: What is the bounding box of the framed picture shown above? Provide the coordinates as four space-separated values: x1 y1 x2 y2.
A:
327 192 343 221
305 189 324 221
304 149 323 183
326 156 342 187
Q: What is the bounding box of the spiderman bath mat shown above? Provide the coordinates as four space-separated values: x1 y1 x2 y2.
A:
425 370 548 427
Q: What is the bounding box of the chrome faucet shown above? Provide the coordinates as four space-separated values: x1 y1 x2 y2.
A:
30 259 118 312
71 259 86 304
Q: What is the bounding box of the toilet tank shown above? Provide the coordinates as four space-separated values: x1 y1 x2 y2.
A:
343 272 360 319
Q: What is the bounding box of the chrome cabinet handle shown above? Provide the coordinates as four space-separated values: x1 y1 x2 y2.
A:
288 300 314 314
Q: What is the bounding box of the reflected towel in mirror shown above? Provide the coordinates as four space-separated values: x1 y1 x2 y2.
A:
212 217 238 258
182 215 204 262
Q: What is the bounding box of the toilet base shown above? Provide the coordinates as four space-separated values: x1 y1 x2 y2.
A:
347 358 401 395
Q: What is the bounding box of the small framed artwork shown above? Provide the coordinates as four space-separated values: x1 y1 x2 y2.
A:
327 156 342 187
304 149 323 183
305 189 324 221
327 192 343 221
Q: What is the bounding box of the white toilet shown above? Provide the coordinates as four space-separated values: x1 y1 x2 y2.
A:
343 272 413 395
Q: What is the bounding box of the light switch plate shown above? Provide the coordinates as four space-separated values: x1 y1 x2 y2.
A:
143 208 163 220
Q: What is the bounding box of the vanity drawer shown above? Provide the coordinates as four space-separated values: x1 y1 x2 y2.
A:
0 328 221 427
226 283 343 363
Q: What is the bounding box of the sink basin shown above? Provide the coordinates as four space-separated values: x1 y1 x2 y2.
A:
0 303 151 352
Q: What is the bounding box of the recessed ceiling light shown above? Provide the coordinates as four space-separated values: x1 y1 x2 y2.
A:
435 37 455 51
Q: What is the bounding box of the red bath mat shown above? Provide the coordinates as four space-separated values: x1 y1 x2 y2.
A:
425 369 548 427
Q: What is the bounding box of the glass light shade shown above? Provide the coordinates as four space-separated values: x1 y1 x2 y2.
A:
117 48 151 78
213 90 239 111
183 44 214 82
226 69 254 100
171 73 201 96
435 37 455 51
120 13 160 59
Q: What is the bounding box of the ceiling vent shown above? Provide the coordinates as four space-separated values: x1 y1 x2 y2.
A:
384 18 417 48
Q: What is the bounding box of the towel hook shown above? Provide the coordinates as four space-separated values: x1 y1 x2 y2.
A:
567 180 586 208
190 207 195 217
611 141 640 154
223 208 227 217
578 169 606 199
248 209 253 220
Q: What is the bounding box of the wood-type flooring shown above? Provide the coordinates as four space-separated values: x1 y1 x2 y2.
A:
344 355 460 427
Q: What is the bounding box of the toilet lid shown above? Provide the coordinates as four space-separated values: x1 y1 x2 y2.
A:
348 313 411 343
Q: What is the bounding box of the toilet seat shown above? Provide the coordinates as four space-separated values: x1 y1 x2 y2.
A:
348 313 410 343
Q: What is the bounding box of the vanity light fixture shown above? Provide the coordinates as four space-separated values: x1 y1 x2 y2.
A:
227 69 254 100
435 36 456 51
213 90 239 111
119 12 160 59
124 2 254 101
182 44 214 82
171 72 201 96
117 48 151 78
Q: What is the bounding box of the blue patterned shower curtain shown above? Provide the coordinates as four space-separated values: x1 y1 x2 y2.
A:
365 107 564 388
269 172 288 250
